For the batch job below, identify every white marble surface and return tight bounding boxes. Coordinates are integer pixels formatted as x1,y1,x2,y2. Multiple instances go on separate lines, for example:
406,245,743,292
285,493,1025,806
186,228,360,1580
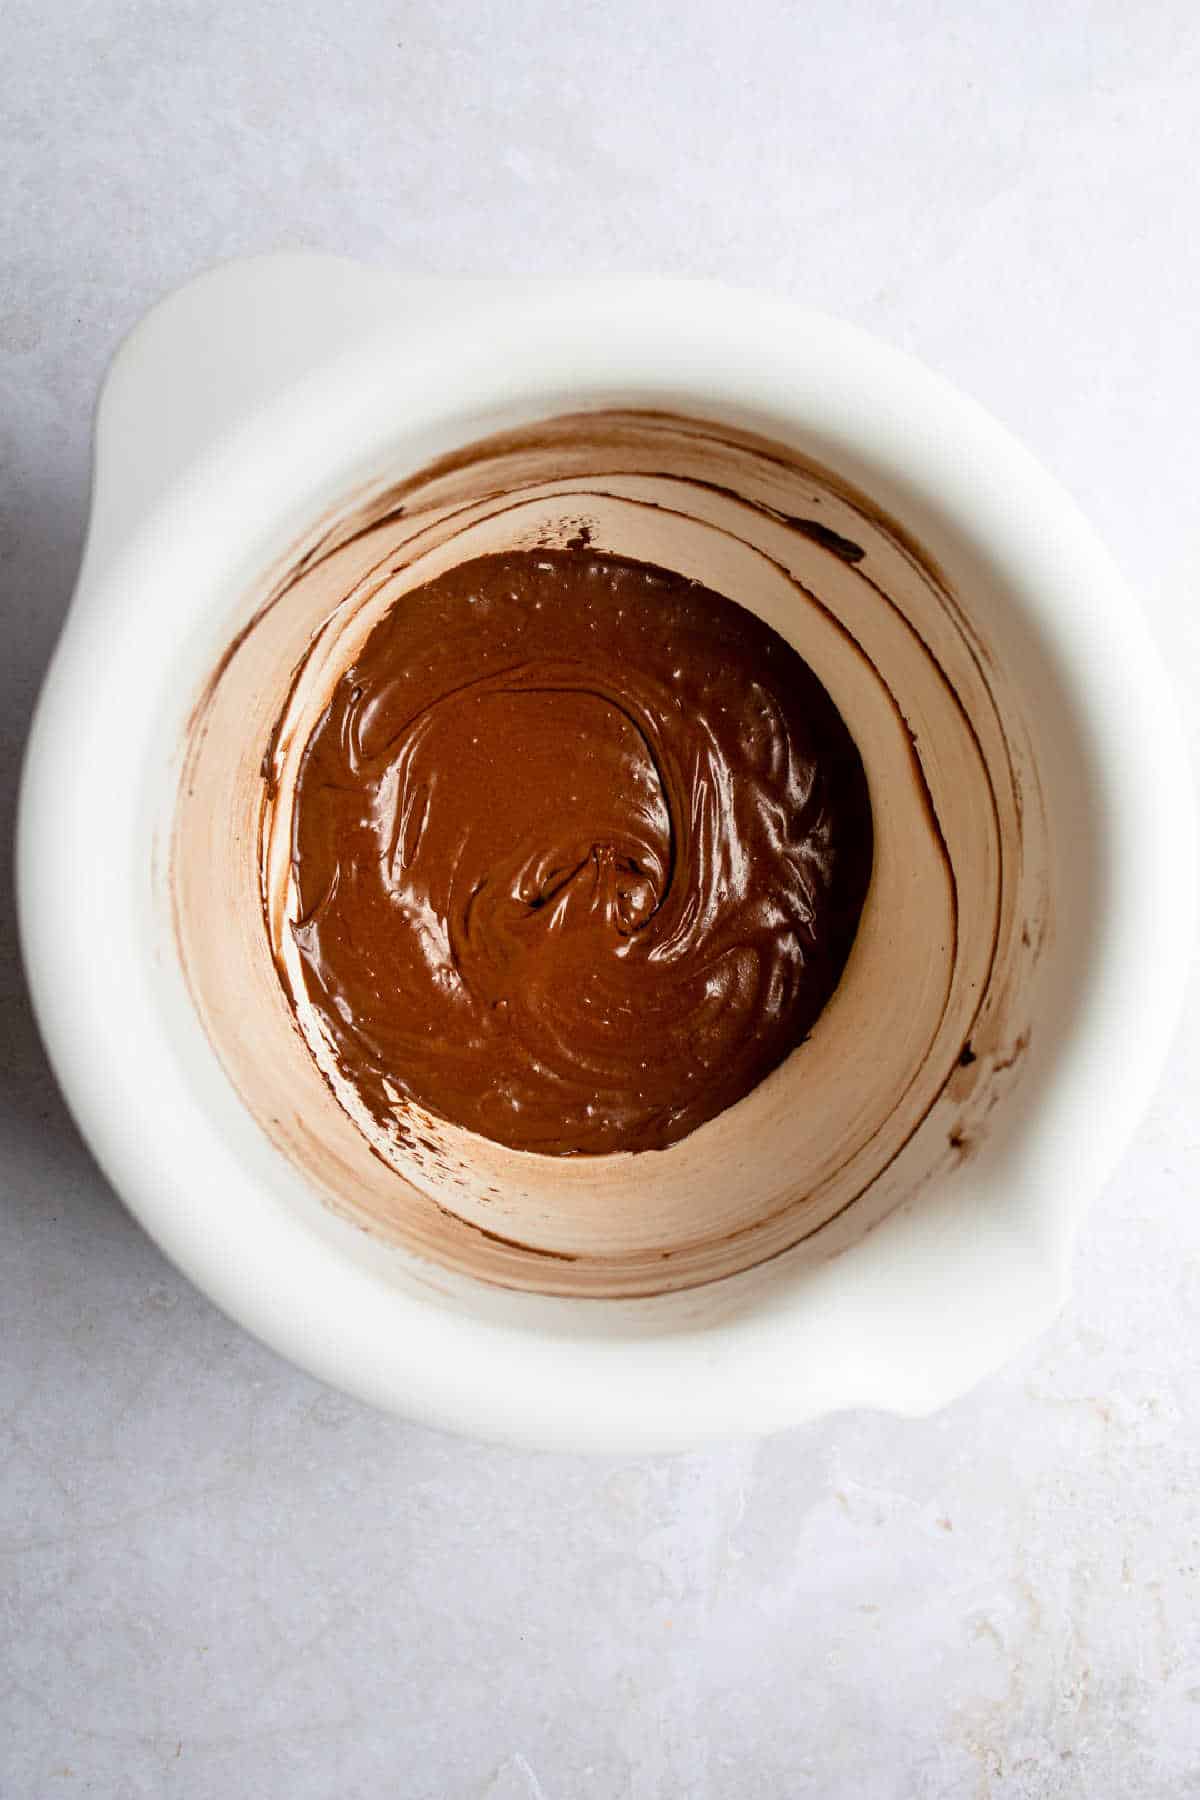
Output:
3,2,1200,1794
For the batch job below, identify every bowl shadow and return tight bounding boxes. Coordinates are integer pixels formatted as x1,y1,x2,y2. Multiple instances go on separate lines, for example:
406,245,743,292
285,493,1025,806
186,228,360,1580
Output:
0,469,125,1227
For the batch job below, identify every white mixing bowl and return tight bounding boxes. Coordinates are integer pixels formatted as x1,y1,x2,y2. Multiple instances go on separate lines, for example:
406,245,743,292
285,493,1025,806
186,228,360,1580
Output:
17,256,1194,1450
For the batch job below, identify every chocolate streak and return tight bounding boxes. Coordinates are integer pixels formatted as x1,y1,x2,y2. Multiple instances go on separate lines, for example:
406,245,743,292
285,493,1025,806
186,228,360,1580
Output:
289,549,873,1155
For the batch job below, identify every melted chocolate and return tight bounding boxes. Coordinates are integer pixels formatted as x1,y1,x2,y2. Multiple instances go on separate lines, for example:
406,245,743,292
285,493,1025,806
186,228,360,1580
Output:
288,548,872,1154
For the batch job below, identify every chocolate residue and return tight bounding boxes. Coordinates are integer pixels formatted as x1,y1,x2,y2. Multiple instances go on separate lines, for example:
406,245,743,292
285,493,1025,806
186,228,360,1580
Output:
783,517,867,563
990,1031,1030,1075
173,406,1046,1298
288,549,873,1155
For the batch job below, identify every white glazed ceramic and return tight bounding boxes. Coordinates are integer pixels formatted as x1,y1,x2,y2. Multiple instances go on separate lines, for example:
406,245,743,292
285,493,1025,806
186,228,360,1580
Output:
17,256,1194,1451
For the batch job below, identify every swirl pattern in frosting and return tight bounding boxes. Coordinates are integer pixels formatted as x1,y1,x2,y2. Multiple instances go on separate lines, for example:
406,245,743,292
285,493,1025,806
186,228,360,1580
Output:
289,547,873,1154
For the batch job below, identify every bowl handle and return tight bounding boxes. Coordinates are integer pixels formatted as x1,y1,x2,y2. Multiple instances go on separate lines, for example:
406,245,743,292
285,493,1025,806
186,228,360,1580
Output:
80,254,474,593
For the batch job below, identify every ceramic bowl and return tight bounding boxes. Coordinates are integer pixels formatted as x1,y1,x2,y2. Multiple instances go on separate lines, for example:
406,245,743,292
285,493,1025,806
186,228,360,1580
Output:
18,256,1194,1450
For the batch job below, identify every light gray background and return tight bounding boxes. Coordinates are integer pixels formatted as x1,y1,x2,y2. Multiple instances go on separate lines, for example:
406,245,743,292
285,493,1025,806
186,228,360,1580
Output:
3,3,1199,1796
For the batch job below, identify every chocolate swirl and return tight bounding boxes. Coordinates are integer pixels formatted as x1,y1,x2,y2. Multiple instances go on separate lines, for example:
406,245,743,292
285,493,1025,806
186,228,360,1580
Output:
289,548,872,1154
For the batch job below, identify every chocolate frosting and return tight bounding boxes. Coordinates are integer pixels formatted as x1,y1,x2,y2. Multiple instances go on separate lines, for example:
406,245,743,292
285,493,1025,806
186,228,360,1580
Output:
289,547,872,1154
